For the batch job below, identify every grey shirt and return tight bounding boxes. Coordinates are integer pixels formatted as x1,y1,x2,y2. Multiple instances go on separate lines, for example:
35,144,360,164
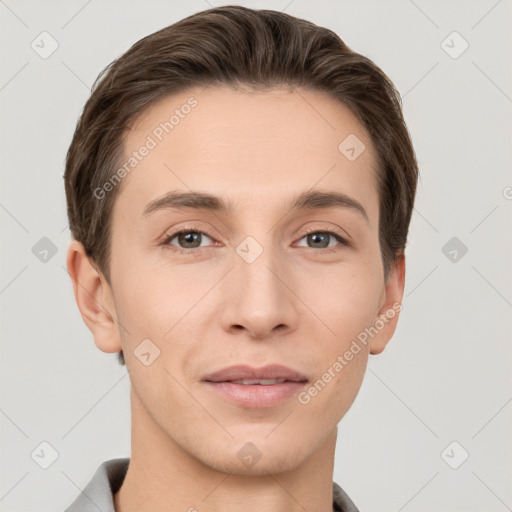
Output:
64,458,360,512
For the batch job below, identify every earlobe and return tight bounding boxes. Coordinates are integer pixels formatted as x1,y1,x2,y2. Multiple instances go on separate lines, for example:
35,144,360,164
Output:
369,252,406,355
65,240,122,355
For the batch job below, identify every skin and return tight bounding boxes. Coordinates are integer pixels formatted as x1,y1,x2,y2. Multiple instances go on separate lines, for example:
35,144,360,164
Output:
67,84,405,512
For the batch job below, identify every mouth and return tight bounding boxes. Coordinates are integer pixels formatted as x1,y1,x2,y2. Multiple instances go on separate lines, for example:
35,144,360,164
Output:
202,364,309,408
220,378,300,385
202,363,309,384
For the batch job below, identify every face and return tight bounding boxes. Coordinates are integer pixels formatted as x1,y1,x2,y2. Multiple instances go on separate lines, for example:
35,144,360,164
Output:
91,85,404,475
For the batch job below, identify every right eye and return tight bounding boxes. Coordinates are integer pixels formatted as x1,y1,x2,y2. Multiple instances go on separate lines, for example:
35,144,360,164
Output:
162,229,216,252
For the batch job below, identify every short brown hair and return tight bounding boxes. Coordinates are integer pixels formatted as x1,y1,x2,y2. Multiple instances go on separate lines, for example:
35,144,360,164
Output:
64,5,418,366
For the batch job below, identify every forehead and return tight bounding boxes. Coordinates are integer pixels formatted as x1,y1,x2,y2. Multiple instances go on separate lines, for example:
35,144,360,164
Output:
115,85,379,221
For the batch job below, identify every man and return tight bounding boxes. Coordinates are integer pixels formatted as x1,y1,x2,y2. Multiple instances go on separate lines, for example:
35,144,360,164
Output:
63,5,418,511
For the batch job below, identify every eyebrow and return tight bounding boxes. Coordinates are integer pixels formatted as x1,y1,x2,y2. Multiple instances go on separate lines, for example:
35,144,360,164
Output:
142,189,369,223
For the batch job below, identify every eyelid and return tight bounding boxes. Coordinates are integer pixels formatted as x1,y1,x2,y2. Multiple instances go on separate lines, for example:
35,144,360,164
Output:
159,220,218,242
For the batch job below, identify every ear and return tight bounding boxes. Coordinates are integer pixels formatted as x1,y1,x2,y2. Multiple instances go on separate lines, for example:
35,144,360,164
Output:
369,251,406,355
65,240,122,355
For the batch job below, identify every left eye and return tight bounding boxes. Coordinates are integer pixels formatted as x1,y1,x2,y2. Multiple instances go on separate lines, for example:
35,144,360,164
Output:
296,231,347,249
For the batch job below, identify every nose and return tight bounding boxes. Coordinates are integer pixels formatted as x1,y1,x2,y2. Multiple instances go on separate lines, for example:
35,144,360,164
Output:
220,241,299,340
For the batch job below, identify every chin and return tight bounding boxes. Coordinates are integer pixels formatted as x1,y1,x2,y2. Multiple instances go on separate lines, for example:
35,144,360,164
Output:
190,437,309,476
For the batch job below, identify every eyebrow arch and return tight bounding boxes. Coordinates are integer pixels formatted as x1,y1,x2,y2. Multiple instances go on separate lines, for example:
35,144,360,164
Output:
142,189,369,223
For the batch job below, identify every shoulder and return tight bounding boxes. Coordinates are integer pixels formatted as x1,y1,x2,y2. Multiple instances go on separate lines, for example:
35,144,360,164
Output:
63,458,129,512
333,480,361,512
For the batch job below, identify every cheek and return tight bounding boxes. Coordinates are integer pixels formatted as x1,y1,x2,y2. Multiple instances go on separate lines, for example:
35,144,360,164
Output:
297,263,382,340
296,266,379,406
109,243,181,329
110,255,220,372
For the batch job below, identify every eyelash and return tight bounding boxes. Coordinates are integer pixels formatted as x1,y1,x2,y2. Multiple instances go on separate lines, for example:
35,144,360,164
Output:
161,225,350,254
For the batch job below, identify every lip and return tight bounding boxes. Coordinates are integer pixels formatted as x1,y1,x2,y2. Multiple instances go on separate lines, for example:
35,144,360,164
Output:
204,381,308,408
202,364,309,383
202,364,309,408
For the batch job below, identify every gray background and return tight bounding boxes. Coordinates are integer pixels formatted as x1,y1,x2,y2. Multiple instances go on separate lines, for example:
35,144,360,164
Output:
1,1,511,511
